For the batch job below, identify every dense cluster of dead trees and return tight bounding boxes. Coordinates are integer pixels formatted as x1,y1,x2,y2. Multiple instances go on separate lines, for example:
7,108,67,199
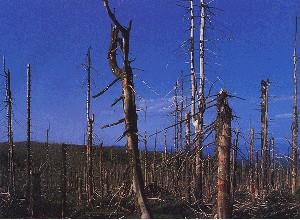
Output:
0,0,299,219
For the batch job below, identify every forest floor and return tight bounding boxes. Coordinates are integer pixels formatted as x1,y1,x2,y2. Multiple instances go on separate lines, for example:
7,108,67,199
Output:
1,187,300,218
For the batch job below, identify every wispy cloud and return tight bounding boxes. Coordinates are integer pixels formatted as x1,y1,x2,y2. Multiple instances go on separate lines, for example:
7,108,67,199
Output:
138,96,181,113
271,95,293,102
274,113,292,119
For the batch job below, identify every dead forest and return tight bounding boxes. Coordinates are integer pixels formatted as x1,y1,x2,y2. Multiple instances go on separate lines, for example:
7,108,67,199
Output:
1,0,300,219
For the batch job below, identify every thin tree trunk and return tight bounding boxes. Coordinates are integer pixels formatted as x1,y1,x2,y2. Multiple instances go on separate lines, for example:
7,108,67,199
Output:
26,64,33,218
86,48,94,207
249,128,255,200
292,17,298,194
5,66,15,197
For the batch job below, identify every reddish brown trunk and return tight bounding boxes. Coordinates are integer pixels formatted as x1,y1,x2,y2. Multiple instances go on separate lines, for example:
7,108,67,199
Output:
216,90,232,219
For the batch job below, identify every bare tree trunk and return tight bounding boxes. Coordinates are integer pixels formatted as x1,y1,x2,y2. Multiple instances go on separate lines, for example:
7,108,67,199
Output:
5,66,15,197
216,90,232,219
152,130,157,184
270,137,275,189
292,17,298,194
26,64,33,218
185,112,191,201
261,80,269,196
86,48,94,207
249,128,255,200
143,132,148,187
102,1,151,217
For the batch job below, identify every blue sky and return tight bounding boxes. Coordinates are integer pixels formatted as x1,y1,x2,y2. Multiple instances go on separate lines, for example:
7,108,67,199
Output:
0,0,299,156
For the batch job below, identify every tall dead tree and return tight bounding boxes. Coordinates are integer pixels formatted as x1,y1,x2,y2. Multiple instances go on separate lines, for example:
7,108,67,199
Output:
216,90,232,219
261,79,269,195
189,0,206,202
26,64,33,217
101,1,151,217
291,16,298,195
4,58,15,196
85,48,94,207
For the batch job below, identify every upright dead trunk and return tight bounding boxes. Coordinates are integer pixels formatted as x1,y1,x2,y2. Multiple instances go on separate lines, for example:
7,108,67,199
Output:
270,137,275,189
249,128,255,199
291,16,298,194
216,90,232,219
26,64,33,218
189,0,206,202
102,1,151,217
185,112,191,201
152,130,157,184
45,126,50,197
261,80,269,195
174,81,179,153
5,66,15,196
143,132,148,187
86,48,94,207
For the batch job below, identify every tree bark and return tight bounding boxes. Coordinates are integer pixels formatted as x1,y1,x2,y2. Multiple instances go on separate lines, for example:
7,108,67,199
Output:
216,90,232,219
102,1,151,217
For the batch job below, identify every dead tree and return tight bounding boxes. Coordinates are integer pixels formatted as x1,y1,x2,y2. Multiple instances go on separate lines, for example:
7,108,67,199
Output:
189,0,206,202
26,64,33,217
4,61,15,196
152,130,158,184
261,79,269,196
45,125,50,197
249,128,255,199
85,48,94,207
216,90,232,219
101,1,151,217
185,112,191,201
185,112,191,152
143,132,148,187
174,81,179,153
255,151,260,198
291,16,298,195
270,137,275,189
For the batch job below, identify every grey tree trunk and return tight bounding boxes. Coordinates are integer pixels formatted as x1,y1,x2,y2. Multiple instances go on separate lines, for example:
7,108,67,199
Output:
291,17,298,194
26,64,33,218
86,48,94,207
5,65,15,196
